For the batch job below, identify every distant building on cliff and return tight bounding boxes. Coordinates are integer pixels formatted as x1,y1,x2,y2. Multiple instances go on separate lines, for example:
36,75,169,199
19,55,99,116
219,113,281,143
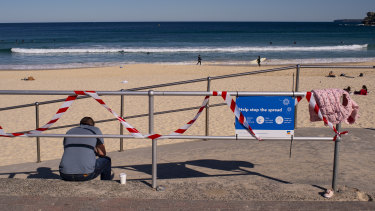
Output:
362,12,375,25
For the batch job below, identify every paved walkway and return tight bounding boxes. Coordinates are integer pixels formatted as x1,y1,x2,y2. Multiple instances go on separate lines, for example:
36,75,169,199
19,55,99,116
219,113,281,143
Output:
0,196,374,210
0,128,374,209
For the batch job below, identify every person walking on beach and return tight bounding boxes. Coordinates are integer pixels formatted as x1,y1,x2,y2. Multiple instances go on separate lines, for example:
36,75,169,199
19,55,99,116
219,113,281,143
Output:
197,55,202,65
256,56,261,67
59,117,112,181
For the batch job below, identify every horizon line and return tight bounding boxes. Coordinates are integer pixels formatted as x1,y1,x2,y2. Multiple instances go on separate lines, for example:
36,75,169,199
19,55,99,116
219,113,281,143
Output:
0,20,340,24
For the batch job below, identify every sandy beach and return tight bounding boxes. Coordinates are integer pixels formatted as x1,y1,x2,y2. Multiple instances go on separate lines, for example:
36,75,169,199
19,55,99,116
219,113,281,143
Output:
0,62,374,166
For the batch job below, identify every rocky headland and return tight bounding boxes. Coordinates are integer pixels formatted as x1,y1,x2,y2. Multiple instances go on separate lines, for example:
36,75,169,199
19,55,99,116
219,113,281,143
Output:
362,12,375,25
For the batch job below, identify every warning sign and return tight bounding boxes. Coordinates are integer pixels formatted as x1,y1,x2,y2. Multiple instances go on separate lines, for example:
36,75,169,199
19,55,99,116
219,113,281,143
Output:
235,96,295,138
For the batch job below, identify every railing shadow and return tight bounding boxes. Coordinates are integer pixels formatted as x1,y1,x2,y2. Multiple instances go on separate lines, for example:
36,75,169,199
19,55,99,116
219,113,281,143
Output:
27,167,61,179
116,159,291,184
0,167,61,179
0,159,291,184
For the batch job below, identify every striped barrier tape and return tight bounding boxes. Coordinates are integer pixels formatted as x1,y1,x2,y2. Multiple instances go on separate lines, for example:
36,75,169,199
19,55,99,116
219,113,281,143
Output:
81,91,259,140
75,91,144,138
305,92,348,141
294,91,348,141
0,94,77,137
168,96,210,137
77,91,210,140
212,91,261,141
0,91,210,140
1,90,344,141
295,95,305,106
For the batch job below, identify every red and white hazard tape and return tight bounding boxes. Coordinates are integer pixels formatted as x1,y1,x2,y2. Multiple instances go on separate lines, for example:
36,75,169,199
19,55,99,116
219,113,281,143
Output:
75,91,145,138
78,91,210,140
81,91,259,140
1,90,344,141
169,96,210,136
0,91,210,140
295,95,305,106
212,91,261,141
295,91,348,141
0,95,77,137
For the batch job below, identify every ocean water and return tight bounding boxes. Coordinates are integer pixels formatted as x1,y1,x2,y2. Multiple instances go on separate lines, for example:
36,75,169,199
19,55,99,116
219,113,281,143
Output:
0,22,374,70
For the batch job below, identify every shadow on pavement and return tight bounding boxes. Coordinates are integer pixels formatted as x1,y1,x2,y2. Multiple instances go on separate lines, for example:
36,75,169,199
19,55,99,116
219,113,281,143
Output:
116,159,291,184
0,167,61,179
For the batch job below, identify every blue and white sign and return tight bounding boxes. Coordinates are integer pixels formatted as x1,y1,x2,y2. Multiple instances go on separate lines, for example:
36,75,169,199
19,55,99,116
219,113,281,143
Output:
235,96,295,138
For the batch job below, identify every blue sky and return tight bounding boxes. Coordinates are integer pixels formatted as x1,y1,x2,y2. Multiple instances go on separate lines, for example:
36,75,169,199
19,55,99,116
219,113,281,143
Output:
0,0,373,23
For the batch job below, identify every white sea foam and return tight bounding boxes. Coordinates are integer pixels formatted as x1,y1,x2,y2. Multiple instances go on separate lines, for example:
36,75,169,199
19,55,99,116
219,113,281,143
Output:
1,57,374,70
199,57,375,66
0,62,126,70
264,57,375,65
11,44,368,54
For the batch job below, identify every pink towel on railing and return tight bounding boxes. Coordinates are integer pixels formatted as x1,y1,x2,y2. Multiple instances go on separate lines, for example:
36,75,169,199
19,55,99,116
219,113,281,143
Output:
309,88,359,124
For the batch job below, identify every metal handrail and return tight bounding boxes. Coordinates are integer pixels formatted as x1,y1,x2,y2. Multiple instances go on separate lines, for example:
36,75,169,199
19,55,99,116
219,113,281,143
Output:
0,95,90,111
300,65,375,69
0,65,296,111
123,65,296,91
0,90,309,96
19,133,334,141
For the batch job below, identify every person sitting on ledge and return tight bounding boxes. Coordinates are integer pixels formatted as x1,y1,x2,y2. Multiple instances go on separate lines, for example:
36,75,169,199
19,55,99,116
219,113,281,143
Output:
354,85,368,95
59,117,112,181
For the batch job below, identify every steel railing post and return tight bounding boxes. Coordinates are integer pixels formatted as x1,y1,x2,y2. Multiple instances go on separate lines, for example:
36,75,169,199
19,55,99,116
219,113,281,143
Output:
332,123,341,192
205,77,211,140
119,89,124,152
35,102,41,163
294,64,300,129
149,90,157,189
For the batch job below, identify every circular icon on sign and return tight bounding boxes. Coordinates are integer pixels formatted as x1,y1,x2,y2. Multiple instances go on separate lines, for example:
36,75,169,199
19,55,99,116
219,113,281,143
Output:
287,107,292,112
275,116,284,124
256,116,264,124
283,98,290,105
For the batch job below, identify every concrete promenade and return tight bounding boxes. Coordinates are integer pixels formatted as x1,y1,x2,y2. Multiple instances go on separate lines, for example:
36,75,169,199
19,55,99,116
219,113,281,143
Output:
0,128,374,210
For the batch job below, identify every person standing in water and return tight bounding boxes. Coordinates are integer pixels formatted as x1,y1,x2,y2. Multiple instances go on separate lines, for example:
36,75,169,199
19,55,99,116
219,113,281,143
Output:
256,56,261,67
197,55,202,65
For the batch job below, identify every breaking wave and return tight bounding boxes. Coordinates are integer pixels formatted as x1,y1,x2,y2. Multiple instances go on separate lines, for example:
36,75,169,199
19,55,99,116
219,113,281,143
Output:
11,44,368,54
